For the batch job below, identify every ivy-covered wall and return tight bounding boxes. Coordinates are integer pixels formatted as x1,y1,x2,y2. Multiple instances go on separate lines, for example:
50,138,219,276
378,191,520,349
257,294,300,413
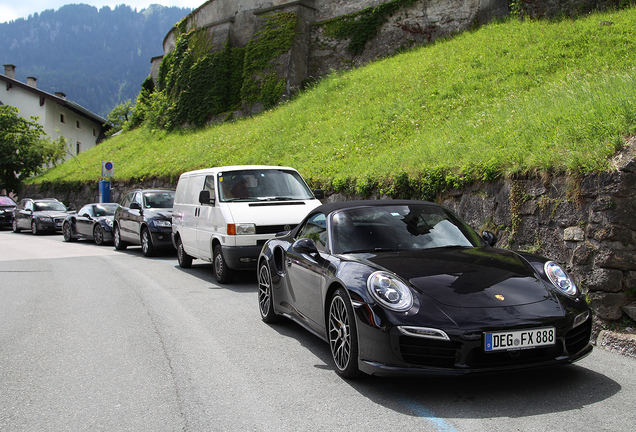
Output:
137,10,301,129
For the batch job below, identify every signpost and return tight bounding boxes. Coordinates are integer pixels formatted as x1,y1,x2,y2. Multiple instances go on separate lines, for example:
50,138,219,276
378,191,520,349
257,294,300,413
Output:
100,161,114,203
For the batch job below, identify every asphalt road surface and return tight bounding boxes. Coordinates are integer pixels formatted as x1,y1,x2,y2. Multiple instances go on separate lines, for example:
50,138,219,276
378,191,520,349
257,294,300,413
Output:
1,230,635,432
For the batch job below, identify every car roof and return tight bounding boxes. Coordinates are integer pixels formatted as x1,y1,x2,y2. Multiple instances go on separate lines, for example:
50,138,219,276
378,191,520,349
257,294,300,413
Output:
125,188,175,193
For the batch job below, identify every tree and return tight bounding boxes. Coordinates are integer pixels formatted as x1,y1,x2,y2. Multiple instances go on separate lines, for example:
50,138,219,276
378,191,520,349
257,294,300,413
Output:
105,100,133,136
0,106,65,194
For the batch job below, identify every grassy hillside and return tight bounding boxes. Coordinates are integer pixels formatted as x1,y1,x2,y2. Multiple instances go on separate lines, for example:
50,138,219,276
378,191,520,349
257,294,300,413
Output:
35,7,636,199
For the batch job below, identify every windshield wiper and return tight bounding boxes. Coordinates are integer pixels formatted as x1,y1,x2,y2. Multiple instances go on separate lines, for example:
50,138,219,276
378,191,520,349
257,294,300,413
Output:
258,196,301,201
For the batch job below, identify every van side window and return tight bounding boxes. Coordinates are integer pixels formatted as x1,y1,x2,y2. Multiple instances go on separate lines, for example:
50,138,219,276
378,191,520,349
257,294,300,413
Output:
174,177,188,205
203,176,215,197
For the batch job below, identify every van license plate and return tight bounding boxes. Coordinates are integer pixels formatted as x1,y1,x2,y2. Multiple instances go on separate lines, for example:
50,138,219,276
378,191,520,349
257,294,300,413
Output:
484,327,555,352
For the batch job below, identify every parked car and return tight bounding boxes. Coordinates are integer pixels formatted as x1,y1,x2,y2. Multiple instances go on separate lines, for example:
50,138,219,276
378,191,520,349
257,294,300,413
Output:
172,165,323,283
12,198,71,234
257,200,592,378
113,189,175,256
0,196,17,229
62,203,119,245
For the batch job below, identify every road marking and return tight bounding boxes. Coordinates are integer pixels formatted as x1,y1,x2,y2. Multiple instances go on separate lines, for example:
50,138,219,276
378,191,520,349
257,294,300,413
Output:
401,396,458,432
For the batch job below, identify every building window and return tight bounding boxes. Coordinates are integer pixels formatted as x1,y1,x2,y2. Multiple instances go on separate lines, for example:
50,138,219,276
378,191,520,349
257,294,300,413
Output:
76,142,81,155
93,128,97,137
60,114,65,124
76,120,81,129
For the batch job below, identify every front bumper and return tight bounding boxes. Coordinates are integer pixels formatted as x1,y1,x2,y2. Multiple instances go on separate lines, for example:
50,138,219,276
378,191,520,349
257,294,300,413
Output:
222,245,263,270
353,304,593,376
36,218,65,231
149,227,174,249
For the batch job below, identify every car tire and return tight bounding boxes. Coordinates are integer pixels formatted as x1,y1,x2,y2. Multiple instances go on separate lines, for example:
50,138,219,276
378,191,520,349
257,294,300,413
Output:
63,222,76,242
31,220,40,235
328,288,362,379
93,224,104,246
258,261,281,323
213,244,234,284
176,238,193,268
12,219,20,233
140,227,154,257
113,224,128,250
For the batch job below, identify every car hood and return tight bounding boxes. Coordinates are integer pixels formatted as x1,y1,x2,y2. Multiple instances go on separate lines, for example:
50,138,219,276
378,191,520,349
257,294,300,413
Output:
359,247,551,308
34,211,70,218
146,209,172,219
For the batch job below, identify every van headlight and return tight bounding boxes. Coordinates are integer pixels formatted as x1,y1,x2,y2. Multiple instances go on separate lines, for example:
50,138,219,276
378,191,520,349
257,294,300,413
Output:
236,224,256,235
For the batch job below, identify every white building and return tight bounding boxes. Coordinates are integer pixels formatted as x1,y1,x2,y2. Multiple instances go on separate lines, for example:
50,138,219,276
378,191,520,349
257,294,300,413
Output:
0,64,110,161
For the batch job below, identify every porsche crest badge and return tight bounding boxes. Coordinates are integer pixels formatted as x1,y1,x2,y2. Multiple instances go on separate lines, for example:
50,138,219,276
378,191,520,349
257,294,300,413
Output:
495,295,505,301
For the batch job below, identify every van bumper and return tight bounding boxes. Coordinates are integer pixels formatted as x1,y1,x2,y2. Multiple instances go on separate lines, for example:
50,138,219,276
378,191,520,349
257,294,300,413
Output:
222,245,263,270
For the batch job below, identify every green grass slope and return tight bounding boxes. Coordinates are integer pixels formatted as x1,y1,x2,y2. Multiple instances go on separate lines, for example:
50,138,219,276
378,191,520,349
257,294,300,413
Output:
36,7,636,199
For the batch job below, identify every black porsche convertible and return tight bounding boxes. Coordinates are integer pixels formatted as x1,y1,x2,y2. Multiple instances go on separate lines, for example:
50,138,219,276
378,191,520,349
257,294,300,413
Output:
257,200,592,378
63,203,119,245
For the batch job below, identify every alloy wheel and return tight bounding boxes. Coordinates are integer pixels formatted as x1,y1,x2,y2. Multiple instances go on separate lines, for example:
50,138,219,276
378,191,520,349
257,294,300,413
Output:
329,294,351,372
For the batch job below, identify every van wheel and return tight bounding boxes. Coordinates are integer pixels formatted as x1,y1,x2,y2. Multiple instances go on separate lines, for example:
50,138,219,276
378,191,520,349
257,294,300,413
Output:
213,245,233,284
177,238,192,268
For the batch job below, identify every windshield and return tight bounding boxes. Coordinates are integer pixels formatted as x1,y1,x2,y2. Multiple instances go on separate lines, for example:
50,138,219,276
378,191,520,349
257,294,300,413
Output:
0,197,16,206
332,204,485,254
218,169,314,202
33,201,67,212
142,191,175,209
93,203,118,216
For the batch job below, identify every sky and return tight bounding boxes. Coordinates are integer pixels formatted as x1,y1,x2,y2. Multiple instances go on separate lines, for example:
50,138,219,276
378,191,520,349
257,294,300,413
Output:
0,1,204,23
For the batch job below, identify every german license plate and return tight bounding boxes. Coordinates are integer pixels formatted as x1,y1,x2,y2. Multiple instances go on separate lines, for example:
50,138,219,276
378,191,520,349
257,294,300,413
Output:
484,327,555,352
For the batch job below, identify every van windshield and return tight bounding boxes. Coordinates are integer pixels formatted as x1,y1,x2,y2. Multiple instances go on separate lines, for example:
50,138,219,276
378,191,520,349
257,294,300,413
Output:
218,169,315,202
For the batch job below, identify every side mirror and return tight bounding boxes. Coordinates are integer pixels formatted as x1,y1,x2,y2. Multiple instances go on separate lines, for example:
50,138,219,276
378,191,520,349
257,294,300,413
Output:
129,202,141,210
199,190,215,205
482,231,497,247
292,238,319,255
313,189,325,200
81,213,91,219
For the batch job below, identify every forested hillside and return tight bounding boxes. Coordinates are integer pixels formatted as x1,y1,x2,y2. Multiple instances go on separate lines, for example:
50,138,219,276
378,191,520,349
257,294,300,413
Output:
0,4,191,117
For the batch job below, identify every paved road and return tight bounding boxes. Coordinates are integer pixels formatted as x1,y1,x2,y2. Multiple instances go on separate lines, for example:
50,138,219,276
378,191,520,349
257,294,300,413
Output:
1,230,635,432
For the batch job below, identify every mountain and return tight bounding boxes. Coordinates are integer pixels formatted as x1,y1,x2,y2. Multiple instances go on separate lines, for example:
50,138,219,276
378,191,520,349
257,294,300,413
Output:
0,3,192,117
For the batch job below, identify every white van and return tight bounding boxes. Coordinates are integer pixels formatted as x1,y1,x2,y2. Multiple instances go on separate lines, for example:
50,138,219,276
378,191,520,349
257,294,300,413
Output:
172,165,324,283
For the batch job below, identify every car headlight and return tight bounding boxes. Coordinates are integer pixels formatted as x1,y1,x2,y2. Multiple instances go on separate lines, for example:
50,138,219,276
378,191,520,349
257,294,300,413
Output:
104,219,113,228
38,216,53,222
152,220,171,228
544,261,578,296
367,271,413,312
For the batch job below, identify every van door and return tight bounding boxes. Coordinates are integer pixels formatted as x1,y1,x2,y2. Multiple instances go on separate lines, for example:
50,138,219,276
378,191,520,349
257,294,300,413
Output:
176,174,203,256
196,174,218,260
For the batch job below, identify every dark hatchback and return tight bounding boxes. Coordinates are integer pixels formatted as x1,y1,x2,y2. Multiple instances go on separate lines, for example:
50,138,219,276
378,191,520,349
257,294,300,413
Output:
0,196,17,229
258,200,592,378
12,198,71,234
113,189,175,256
